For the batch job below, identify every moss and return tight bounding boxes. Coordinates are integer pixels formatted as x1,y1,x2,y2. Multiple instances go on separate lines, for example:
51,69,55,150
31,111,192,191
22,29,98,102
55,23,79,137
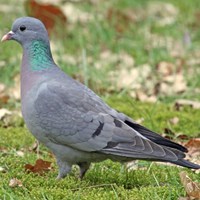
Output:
1,97,200,199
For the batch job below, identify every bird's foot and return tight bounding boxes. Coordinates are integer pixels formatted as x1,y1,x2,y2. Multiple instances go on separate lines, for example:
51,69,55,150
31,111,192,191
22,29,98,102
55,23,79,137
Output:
56,159,72,179
78,162,90,180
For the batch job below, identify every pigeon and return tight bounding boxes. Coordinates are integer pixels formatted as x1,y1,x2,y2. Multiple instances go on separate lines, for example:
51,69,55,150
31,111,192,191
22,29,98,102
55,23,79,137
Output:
2,17,200,179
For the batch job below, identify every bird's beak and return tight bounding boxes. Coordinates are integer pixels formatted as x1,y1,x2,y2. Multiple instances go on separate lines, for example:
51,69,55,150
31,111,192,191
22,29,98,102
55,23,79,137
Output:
1,31,14,42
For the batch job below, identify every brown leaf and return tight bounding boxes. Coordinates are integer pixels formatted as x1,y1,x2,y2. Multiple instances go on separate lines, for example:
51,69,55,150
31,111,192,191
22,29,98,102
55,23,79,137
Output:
25,0,67,35
163,128,175,136
175,99,200,110
24,159,52,175
157,61,175,76
185,138,200,155
180,171,200,199
0,94,9,104
106,8,136,33
9,178,23,187
177,134,190,140
0,83,9,104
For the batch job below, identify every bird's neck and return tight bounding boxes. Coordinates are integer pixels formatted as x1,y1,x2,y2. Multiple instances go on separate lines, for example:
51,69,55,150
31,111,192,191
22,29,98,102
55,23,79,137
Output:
23,39,55,71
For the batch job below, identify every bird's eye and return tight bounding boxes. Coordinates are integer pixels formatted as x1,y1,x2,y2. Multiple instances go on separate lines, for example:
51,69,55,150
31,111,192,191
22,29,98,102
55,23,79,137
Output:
19,25,26,32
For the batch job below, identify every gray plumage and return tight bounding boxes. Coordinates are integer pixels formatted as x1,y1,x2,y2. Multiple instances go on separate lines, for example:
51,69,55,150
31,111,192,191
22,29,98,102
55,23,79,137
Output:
2,17,200,179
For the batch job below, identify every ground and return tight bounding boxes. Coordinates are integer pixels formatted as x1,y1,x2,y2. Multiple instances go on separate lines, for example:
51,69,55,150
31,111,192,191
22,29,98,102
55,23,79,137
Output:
0,0,200,199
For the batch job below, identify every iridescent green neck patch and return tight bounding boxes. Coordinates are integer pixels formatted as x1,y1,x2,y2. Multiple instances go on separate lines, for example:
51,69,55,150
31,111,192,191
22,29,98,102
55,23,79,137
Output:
29,40,53,71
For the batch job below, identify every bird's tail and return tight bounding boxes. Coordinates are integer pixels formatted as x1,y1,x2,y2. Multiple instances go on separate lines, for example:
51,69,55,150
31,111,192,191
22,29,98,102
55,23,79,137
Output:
101,138,200,169
171,159,200,169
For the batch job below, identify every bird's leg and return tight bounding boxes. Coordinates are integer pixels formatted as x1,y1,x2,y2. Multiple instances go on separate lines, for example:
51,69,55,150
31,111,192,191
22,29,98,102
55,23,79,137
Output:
56,159,72,180
77,162,90,179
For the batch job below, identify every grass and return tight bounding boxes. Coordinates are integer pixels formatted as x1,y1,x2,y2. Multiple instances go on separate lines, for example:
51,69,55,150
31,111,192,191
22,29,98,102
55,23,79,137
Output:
1,97,200,199
0,0,200,199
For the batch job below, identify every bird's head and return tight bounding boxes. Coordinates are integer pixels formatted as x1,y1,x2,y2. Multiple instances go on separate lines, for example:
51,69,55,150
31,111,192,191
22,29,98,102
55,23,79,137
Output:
1,17,49,47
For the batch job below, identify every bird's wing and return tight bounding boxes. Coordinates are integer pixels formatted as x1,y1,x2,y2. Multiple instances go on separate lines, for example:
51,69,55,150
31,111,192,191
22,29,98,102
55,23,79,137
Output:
32,79,200,169
33,80,185,163
33,80,139,150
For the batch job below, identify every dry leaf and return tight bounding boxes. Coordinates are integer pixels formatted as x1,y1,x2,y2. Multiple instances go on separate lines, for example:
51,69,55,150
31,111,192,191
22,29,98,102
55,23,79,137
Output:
25,0,67,34
8,74,21,100
177,134,190,140
136,90,157,103
169,117,179,125
175,100,200,110
0,83,5,93
157,61,174,76
9,178,23,188
62,3,93,24
185,138,200,155
0,108,11,120
147,2,178,26
178,197,190,200
16,151,24,157
24,159,52,175
180,171,200,199
29,140,39,152
0,166,6,173
0,83,9,104
106,8,136,33
135,118,144,124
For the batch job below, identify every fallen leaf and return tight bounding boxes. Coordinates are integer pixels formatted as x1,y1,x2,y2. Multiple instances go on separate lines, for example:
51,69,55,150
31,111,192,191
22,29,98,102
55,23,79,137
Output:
162,128,175,140
157,61,174,76
0,94,9,104
178,197,190,200
179,171,200,199
169,117,179,125
175,99,200,110
0,108,11,120
29,140,39,152
164,128,175,135
135,118,144,124
24,159,52,175
0,166,6,173
0,83,5,93
9,178,23,188
0,83,9,104
126,161,138,171
8,74,21,100
25,0,67,35
177,134,190,140
16,151,24,157
147,2,178,26
185,138,200,155
106,8,136,33
62,3,93,24
136,90,157,103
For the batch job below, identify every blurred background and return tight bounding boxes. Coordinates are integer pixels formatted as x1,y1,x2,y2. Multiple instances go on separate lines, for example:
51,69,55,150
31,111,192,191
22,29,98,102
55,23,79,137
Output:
1,0,200,104
1,0,200,134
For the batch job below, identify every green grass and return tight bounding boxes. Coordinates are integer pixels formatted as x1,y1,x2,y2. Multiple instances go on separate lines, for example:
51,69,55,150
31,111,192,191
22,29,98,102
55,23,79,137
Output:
1,97,200,199
1,0,200,199
1,0,200,100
